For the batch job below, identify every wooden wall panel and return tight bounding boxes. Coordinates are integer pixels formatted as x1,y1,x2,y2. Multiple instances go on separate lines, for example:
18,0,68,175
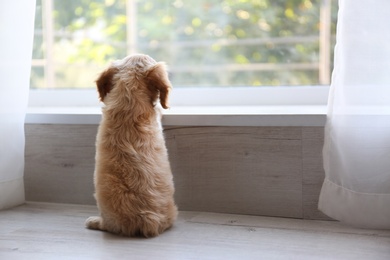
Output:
302,127,331,220
165,127,303,218
24,124,329,220
25,124,97,205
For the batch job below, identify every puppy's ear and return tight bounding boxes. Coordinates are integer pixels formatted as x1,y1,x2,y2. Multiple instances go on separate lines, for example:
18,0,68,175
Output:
96,67,118,102
146,62,172,109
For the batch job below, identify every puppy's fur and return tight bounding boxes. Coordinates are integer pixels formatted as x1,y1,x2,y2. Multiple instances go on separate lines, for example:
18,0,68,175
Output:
85,54,178,237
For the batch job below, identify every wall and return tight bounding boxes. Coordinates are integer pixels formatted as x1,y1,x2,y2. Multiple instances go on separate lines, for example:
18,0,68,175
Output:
24,124,330,220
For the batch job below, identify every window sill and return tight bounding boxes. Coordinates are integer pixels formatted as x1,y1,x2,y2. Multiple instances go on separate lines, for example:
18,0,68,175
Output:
26,105,327,127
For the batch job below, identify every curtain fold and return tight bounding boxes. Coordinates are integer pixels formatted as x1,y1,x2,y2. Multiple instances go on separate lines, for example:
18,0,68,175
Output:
319,0,390,229
0,1,36,210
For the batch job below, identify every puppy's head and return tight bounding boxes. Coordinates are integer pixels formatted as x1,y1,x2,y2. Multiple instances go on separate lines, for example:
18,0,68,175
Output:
96,54,172,109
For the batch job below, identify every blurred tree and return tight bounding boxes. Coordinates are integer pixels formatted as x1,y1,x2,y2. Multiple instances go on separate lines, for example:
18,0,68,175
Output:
30,0,337,88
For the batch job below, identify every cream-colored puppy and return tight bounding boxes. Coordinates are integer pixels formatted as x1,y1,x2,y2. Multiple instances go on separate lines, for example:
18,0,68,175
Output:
86,54,178,237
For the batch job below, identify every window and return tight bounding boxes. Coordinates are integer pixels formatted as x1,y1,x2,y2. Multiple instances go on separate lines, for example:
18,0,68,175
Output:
29,0,337,106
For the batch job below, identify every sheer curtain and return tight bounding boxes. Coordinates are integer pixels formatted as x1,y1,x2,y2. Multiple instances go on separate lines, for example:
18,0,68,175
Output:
0,1,36,210
319,0,390,228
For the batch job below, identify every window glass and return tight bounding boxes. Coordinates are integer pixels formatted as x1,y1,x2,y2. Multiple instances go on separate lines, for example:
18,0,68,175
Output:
30,0,337,89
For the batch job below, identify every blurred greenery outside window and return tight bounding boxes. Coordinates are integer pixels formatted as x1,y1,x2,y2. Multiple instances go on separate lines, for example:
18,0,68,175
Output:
30,0,337,90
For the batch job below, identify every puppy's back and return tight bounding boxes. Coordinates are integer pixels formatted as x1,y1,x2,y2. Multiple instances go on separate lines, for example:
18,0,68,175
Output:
86,54,177,237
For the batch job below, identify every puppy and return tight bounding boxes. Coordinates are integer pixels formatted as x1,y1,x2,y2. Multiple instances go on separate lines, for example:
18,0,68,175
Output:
86,54,178,237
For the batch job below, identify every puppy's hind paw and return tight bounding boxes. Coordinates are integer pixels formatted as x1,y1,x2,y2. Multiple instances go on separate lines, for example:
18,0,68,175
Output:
85,216,102,230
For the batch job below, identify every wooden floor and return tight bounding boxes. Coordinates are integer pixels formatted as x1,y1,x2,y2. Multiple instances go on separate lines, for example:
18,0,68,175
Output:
1,203,389,260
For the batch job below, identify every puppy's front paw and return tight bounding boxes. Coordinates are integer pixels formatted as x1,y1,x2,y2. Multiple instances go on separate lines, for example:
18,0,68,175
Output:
85,216,102,230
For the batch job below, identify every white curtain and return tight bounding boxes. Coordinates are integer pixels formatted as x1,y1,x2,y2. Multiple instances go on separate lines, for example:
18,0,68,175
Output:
0,1,36,210
319,0,390,229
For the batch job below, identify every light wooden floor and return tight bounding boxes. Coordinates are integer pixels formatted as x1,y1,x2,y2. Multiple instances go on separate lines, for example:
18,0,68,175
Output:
1,203,389,260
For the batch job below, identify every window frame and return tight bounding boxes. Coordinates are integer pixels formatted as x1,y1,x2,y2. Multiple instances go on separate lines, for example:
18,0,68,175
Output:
26,86,329,127
28,85,329,108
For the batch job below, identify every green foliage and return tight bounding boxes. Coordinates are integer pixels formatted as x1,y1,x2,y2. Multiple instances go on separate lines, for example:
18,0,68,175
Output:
30,0,337,88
